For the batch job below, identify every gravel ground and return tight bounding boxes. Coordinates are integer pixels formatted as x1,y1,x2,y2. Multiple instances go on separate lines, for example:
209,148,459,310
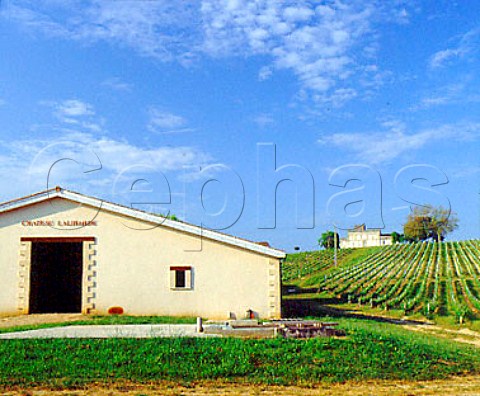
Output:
2,376,480,395
0,313,89,328
0,324,218,339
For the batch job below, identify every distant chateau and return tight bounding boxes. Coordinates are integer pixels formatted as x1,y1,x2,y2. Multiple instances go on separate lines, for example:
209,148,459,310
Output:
340,224,392,249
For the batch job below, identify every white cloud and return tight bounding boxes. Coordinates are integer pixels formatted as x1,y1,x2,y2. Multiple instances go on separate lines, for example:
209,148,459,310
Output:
318,121,480,164
283,6,314,22
451,166,480,179
0,96,211,199
412,81,480,110
56,99,94,118
430,28,480,68
258,66,273,81
101,77,133,92
41,99,102,132
253,113,275,128
200,1,377,105
5,0,413,108
313,88,358,109
79,133,209,173
5,1,199,63
148,107,188,133
0,130,212,197
418,96,450,107
430,49,462,69
200,0,414,107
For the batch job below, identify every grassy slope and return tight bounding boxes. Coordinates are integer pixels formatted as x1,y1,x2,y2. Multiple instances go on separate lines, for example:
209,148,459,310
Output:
0,318,478,387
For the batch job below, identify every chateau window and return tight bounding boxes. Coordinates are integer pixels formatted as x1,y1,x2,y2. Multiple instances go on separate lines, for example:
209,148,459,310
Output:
170,266,192,289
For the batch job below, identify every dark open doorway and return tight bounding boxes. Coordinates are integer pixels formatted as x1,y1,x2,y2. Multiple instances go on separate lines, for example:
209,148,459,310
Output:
29,241,83,314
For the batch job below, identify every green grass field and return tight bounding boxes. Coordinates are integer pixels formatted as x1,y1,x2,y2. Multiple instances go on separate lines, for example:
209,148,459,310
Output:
0,317,478,388
3,242,480,389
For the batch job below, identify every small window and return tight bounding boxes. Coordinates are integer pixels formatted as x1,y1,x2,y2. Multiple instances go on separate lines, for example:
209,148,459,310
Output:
170,266,192,289
175,270,186,288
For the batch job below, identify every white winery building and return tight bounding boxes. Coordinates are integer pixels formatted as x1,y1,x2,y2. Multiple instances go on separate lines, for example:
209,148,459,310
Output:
0,187,285,319
340,225,392,249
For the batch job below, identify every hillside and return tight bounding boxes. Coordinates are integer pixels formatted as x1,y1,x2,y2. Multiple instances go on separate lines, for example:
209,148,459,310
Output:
283,240,480,321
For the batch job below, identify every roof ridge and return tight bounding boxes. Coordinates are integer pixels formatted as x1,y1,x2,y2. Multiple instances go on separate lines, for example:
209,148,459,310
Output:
61,189,285,255
0,187,59,209
0,187,285,258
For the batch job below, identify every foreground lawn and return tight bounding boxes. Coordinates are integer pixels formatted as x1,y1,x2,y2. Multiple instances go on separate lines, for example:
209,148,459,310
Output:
0,318,479,388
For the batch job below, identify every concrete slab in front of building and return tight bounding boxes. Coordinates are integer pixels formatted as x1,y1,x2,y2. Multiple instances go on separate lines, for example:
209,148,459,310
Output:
0,324,218,339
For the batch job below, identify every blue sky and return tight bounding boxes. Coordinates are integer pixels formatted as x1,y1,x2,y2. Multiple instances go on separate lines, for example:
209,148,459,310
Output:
0,0,479,251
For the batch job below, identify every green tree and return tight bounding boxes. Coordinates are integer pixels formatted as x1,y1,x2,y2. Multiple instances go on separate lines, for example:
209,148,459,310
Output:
319,231,340,250
153,212,179,221
403,205,458,242
391,231,405,244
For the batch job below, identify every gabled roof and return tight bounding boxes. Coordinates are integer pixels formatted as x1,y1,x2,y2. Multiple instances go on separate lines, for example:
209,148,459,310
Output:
0,187,286,259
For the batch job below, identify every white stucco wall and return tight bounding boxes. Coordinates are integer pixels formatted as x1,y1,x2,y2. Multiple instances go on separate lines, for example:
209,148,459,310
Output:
0,198,282,319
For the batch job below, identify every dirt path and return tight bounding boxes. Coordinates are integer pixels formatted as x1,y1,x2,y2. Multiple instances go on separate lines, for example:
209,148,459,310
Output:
0,314,90,328
3,376,480,395
403,323,480,347
311,303,480,348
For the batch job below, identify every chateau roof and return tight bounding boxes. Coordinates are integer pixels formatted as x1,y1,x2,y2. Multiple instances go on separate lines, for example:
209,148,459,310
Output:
0,187,286,259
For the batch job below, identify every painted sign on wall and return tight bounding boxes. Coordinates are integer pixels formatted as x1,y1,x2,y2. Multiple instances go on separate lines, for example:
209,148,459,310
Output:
21,220,98,227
